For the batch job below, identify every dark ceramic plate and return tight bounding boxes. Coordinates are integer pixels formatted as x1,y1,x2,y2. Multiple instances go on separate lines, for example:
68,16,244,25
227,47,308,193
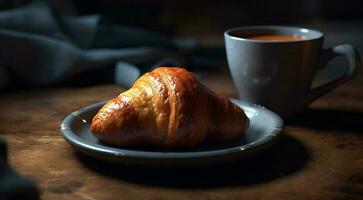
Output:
60,99,283,167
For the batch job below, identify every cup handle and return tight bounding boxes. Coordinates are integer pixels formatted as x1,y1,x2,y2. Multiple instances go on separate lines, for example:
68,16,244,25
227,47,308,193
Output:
304,44,362,106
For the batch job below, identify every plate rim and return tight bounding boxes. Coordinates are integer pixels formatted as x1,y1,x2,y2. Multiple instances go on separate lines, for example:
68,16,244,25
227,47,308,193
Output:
60,99,284,159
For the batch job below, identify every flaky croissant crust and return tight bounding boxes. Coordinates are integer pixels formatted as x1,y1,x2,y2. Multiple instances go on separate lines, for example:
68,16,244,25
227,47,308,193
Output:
91,67,249,147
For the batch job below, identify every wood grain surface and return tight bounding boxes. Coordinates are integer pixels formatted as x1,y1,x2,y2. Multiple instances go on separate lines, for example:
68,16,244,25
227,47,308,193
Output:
0,71,362,200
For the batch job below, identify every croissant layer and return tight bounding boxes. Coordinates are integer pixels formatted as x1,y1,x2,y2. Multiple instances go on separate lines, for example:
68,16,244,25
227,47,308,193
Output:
91,67,249,147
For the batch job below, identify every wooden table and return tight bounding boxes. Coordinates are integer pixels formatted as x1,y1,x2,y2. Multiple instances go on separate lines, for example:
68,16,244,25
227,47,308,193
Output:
0,70,362,200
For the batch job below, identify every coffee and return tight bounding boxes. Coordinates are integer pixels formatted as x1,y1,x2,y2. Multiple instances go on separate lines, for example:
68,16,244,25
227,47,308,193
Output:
246,34,306,41
225,26,361,118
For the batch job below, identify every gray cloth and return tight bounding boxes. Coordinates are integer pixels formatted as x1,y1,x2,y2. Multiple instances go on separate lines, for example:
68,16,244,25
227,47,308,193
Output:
0,1,185,89
0,140,39,200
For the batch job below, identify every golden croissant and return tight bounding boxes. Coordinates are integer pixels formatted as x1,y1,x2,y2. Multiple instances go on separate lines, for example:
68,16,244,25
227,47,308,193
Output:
91,67,249,147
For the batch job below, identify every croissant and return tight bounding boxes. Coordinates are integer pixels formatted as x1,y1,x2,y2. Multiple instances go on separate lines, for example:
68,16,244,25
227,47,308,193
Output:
91,67,249,147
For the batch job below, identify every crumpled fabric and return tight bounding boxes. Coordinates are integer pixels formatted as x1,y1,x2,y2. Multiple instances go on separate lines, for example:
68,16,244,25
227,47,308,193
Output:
0,1,187,89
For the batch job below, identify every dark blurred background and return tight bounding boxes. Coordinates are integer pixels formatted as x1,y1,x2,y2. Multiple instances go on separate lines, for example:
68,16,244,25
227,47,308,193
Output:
1,0,362,48
68,0,360,48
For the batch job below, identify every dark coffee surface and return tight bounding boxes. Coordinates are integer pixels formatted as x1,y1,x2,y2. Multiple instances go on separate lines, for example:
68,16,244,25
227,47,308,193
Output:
246,34,306,41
